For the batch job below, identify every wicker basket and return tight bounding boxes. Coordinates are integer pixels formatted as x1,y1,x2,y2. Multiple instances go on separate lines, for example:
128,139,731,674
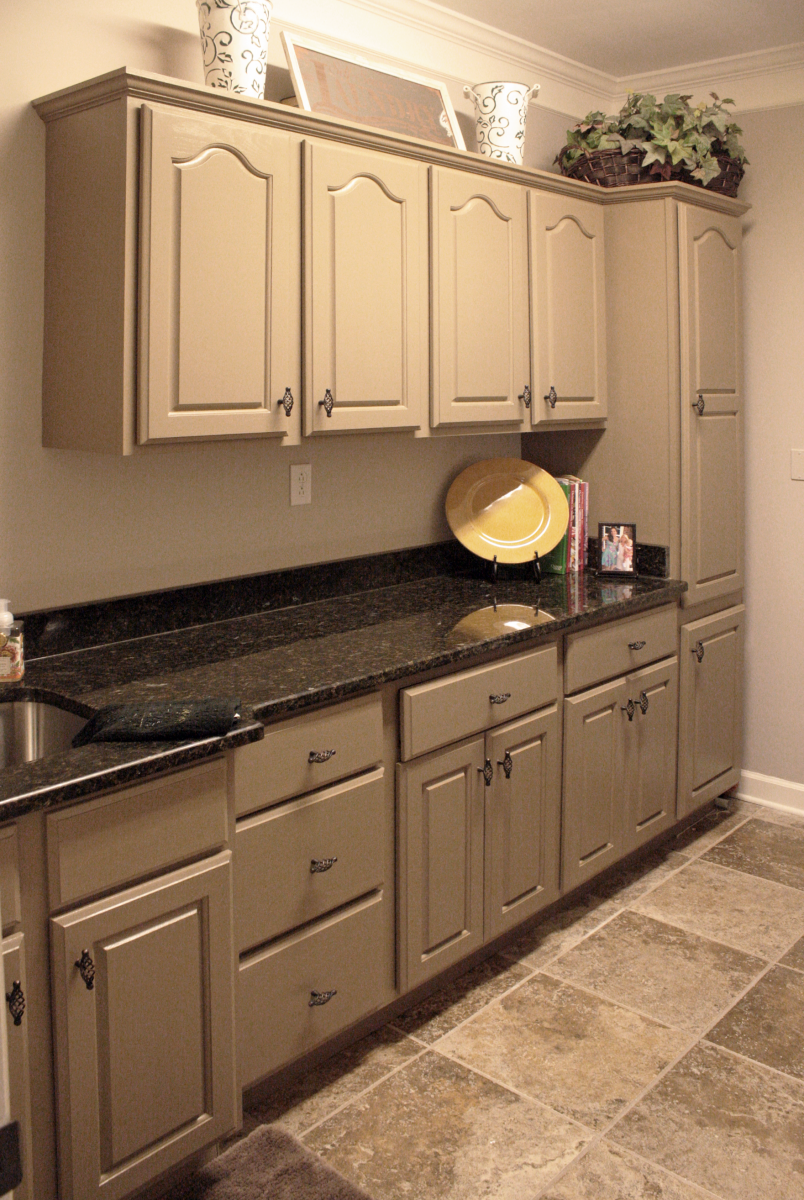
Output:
558,146,650,188
559,148,744,198
684,155,745,199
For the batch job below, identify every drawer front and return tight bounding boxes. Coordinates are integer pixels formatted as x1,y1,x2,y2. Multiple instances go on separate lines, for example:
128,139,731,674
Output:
238,889,391,1086
46,758,229,910
234,693,383,817
235,767,386,952
564,606,677,694
0,824,20,933
400,644,558,761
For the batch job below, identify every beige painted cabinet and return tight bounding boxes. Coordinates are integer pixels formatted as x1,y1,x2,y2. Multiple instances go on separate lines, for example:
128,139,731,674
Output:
397,645,560,990
678,605,745,818
50,854,237,1200
562,607,679,890
544,191,746,602
679,204,744,607
430,167,531,427
529,190,607,426
233,693,395,1087
303,141,429,434
139,105,301,444
3,935,33,1200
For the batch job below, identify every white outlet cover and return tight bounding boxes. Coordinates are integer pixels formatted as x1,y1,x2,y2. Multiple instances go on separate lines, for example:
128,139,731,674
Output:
290,463,312,505
792,449,804,481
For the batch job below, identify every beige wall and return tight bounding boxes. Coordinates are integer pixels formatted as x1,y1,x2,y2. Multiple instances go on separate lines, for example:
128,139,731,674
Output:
3,1,581,613
738,104,804,787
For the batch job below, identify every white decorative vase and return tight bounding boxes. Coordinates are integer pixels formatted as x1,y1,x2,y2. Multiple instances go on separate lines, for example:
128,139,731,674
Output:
463,81,540,165
196,0,273,98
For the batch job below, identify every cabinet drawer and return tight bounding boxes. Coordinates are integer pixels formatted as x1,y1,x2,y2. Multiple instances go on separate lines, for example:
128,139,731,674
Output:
234,693,383,817
400,644,558,761
564,606,677,694
46,758,229,909
238,889,391,1086
235,767,386,952
0,824,20,933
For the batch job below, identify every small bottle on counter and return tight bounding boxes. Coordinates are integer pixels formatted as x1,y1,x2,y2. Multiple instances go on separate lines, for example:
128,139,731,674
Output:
0,600,24,682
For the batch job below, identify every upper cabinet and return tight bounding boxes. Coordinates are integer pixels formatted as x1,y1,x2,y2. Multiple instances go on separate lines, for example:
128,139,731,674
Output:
529,191,607,426
303,141,428,434
678,203,744,606
139,106,301,444
430,167,531,428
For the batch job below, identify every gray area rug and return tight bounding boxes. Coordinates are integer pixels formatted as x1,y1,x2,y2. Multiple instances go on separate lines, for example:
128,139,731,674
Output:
165,1125,374,1199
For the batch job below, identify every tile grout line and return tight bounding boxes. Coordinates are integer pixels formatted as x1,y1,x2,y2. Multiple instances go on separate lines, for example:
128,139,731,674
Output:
697,1034,804,1089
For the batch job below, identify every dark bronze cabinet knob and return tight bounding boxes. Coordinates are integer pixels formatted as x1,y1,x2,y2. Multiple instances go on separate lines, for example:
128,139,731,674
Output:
6,980,25,1026
75,949,95,990
278,387,294,416
309,989,337,1007
319,389,334,417
498,750,513,779
544,385,558,408
519,385,532,409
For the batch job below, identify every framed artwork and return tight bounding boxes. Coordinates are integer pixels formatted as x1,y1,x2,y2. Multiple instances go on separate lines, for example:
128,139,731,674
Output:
598,523,637,576
281,32,465,150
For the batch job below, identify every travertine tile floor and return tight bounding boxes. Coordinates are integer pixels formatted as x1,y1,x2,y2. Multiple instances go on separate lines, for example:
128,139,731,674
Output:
243,800,804,1199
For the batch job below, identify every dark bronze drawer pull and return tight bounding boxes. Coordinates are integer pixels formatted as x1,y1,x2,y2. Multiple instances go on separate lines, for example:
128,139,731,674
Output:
693,641,705,663
75,949,95,991
310,857,338,873
6,980,25,1026
498,750,513,779
309,749,336,764
622,699,636,722
309,989,337,1007
479,758,493,787
278,387,294,417
489,693,511,705
319,389,334,417
628,640,646,651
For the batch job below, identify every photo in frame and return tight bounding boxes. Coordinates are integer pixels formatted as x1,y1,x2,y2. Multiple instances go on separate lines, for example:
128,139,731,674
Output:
598,523,637,576
281,32,465,149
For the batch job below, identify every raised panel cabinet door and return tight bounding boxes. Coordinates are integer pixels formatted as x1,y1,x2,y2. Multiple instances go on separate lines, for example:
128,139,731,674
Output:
304,140,428,433
623,656,679,852
529,190,607,425
679,204,743,605
49,853,236,1200
431,168,530,426
484,706,561,942
678,605,745,818
562,676,628,892
397,738,485,991
139,105,300,443
3,934,33,1200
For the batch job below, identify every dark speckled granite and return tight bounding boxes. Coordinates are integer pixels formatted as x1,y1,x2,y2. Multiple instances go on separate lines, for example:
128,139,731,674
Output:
1,570,685,820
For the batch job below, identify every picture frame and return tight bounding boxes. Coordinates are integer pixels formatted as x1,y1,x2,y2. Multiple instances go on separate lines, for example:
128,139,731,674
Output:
597,523,637,576
281,32,466,150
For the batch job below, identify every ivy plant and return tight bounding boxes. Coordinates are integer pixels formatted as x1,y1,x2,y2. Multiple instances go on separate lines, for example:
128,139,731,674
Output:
559,92,748,186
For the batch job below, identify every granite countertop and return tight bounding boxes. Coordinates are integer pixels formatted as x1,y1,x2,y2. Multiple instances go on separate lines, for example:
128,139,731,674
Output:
0,570,686,820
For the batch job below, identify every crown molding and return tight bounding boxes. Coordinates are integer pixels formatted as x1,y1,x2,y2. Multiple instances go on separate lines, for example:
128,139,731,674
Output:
287,0,804,116
616,42,804,112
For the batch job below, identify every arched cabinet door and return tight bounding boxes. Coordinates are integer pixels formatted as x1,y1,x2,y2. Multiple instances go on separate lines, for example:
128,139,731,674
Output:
303,140,428,434
431,168,530,427
529,191,607,426
139,105,301,444
679,204,743,606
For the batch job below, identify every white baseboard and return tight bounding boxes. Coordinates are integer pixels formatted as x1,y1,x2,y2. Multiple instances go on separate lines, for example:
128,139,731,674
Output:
737,769,804,816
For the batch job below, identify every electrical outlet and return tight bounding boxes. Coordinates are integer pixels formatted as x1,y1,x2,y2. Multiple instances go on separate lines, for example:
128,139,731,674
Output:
290,463,312,505
792,450,804,481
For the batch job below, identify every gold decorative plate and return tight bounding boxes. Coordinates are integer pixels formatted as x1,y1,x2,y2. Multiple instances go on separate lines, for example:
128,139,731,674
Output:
448,604,555,646
445,458,569,564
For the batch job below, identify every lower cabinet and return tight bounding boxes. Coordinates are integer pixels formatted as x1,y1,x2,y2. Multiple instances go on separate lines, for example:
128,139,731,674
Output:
397,704,561,991
678,604,745,818
3,933,33,1200
50,853,237,1200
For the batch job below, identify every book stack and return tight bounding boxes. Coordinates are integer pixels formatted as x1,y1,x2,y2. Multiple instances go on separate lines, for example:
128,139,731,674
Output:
544,476,589,574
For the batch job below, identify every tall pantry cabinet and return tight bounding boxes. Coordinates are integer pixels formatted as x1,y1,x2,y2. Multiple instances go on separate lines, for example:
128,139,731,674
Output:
526,187,747,818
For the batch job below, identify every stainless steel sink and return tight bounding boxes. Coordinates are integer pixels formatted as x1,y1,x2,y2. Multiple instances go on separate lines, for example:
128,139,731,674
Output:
0,701,87,768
